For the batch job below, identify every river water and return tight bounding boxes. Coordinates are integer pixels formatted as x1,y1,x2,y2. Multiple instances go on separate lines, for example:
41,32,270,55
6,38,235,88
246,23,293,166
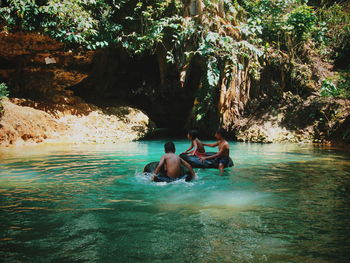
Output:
0,141,349,262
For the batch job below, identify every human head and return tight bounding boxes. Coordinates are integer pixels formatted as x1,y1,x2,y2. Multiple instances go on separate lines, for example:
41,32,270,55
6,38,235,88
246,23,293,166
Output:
164,141,176,153
187,129,198,140
215,128,226,140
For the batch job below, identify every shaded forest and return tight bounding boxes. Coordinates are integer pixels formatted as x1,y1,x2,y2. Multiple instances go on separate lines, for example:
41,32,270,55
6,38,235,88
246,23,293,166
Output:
0,0,349,143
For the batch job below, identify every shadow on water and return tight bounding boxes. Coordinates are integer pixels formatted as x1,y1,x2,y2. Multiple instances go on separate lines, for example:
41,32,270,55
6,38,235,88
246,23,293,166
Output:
0,141,349,262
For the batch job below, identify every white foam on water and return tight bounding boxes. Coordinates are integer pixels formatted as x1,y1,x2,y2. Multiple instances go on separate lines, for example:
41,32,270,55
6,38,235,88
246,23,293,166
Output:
134,171,153,183
203,191,269,207
161,190,270,210
134,170,196,186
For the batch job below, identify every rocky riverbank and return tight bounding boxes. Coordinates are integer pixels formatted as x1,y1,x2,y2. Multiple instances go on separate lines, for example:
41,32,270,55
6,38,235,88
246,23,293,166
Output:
0,98,151,147
235,92,350,144
0,31,153,147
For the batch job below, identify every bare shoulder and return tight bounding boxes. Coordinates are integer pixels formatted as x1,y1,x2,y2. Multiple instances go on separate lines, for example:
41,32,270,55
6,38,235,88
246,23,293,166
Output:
167,153,179,160
222,140,230,148
164,153,172,158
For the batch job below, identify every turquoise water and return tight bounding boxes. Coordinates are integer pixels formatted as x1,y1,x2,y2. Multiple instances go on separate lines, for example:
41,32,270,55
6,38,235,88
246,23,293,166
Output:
0,141,349,262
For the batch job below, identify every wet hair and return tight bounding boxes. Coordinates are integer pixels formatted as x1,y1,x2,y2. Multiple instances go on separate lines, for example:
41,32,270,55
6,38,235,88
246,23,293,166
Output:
188,129,199,140
164,141,176,153
216,128,227,138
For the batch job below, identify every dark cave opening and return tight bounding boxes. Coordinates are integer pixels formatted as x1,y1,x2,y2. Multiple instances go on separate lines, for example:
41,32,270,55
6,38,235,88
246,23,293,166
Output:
72,49,204,135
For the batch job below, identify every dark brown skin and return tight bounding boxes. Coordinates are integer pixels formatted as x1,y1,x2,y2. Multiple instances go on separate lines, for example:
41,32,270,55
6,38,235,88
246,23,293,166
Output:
153,152,196,180
201,132,230,174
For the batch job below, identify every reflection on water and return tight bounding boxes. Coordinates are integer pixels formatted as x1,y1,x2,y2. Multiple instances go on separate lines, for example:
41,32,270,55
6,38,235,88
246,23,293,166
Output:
0,141,349,262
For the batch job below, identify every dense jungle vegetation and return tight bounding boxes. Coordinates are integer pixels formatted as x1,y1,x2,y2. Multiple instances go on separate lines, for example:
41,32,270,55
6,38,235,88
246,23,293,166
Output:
0,0,349,133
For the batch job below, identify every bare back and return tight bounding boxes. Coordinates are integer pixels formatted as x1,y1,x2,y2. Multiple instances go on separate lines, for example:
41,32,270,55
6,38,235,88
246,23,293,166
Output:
163,153,182,178
218,140,230,157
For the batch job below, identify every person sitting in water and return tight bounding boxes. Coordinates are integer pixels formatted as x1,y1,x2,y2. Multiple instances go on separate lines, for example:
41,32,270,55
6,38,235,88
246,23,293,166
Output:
153,141,196,182
182,129,206,157
200,128,230,174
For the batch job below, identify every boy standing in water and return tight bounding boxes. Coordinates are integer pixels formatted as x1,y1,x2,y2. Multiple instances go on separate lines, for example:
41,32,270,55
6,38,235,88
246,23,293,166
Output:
182,129,206,157
200,128,230,174
153,142,196,182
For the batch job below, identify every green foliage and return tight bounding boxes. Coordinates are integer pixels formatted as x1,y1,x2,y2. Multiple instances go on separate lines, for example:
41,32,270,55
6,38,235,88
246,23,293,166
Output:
0,0,182,50
317,4,350,46
1,0,103,46
316,3,350,63
320,79,339,97
287,4,317,40
243,0,319,48
1,0,39,31
0,83,10,98
337,74,350,99
0,0,322,60
320,74,350,99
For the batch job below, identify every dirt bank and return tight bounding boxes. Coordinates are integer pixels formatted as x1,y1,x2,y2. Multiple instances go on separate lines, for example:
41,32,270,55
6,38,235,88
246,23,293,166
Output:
234,92,350,144
0,98,151,147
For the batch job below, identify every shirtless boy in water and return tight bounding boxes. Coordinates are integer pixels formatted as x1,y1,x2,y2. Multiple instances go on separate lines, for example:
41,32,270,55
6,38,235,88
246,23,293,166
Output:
200,128,230,174
153,142,196,181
